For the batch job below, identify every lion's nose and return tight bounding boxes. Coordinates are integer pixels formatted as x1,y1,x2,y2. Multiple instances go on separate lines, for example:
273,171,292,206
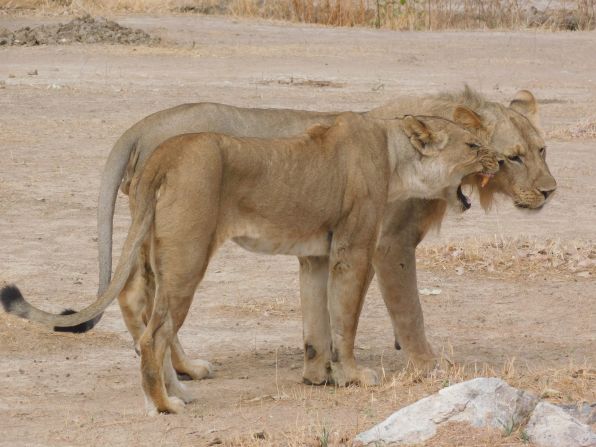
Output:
541,188,555,200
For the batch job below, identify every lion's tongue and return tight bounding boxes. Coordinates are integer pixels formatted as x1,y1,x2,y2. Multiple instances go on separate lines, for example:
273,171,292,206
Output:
479,173,493,188
457,185,471,210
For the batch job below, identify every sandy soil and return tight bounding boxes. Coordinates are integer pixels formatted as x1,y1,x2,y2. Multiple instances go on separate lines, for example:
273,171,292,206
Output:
0,14,594,446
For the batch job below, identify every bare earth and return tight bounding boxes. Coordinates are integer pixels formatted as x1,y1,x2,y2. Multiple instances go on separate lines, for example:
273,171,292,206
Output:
0,14,594,446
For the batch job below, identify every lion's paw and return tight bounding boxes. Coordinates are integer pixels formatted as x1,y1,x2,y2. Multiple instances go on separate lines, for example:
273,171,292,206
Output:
176,359,213,381
331,364,379,387
166,396,186,413
303,359,332,386
407,352,440,375
145,396,186,416
166,380,195,404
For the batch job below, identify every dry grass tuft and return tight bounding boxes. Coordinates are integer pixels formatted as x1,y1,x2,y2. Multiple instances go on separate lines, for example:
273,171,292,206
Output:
548,116,596,140
3,0,595,31
387,356,596,407
417,236,595,280
256,77,345,88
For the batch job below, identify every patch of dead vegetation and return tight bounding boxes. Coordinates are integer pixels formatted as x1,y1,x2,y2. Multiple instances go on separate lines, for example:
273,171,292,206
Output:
0,14,160,46
547,117,596,140
208,358,594,446
3,0,595,31
426,421,538,447
418,237,595,280
256,77,345,89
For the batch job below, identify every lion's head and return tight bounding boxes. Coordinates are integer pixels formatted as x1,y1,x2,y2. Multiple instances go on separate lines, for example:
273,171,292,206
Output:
399,113,500,209
448,88,557,210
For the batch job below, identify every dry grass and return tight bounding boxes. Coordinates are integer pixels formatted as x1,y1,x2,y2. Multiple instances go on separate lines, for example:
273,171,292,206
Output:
2,0,595,31
256,77,345,88
548,116,596,140
207,357,595,446
417,236,595,280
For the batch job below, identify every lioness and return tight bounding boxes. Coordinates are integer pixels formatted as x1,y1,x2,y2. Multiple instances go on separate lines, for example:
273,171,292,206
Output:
3,88,557,386
107,88,556,384
1,113,499,413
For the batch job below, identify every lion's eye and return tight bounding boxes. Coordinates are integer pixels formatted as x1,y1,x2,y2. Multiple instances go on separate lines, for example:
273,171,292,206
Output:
539,147,546,158
467,142,481,149
508,155,523,163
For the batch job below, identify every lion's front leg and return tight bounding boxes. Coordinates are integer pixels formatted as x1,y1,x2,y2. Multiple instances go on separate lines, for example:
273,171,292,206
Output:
298,256,333,385
372,199,441,372
374,229,437,372
327,237,379,387
299,255,377,386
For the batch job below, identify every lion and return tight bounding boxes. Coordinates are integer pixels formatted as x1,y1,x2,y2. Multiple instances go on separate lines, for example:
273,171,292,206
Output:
103,88,556,385
4,87,557,387
1,112,500,414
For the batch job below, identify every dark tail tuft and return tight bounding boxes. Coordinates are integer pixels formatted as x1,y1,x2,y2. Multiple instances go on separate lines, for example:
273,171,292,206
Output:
1,284,26,315
53,310,102,334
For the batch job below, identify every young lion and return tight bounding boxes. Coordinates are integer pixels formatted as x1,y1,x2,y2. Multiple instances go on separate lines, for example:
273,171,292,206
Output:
1,112,498,414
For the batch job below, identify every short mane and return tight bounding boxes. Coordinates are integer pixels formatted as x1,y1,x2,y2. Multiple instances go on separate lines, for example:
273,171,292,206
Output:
435,84,487,111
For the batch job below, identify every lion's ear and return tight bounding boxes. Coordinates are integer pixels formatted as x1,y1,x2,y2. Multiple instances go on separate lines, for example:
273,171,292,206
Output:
453,106,483,130
509,90,540,127
402,116,447,156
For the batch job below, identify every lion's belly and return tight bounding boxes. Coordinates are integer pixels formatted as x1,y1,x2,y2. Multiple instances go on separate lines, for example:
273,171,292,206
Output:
232,232,331,257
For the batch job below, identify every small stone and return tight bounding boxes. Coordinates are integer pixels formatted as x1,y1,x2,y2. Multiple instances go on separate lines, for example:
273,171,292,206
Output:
455,266,464,275
8,73,15,78
27,69,38,76
419,287,441,296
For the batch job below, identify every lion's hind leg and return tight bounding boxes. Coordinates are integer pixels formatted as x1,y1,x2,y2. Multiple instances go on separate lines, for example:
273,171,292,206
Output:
139,236,212,415
117,242,213,381
139,157,220,415
118,241,153,354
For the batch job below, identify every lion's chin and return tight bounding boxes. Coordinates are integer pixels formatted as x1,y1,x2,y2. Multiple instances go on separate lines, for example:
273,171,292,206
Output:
513,190,551,210
515,201,545,211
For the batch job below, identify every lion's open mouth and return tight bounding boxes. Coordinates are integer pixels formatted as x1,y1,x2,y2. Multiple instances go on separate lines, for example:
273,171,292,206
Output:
457,173,494,211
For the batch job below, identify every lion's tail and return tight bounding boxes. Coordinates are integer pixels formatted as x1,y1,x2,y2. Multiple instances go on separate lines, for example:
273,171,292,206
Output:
1,172,160,331
98,130,141,297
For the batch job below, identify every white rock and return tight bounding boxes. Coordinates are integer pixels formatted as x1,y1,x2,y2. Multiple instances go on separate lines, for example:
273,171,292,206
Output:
526,401,596,447
355,377,537,445
419,287,441,296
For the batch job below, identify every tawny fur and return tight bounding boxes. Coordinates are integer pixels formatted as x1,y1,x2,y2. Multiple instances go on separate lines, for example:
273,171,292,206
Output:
1,112,499,414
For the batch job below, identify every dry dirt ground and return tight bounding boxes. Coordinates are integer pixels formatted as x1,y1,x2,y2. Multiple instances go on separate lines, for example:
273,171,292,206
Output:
0,14,595,447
